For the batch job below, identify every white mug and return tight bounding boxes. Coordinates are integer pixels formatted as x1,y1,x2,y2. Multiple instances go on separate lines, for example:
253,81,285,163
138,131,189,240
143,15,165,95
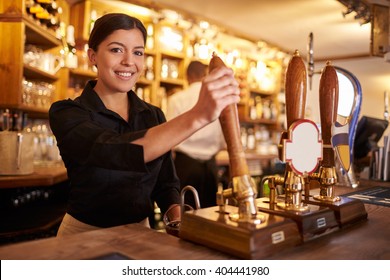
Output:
40,53,64,75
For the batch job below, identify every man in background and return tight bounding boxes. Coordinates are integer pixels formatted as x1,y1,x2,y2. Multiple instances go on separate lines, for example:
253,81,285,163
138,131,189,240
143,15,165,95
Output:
166,61,226,208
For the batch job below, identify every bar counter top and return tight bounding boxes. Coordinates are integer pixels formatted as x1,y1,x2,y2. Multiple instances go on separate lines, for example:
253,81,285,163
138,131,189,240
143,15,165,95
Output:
0,180,389,260
0,162,67,189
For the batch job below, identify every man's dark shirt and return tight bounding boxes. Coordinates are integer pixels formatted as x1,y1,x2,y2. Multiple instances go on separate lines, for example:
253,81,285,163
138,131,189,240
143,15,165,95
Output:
49,80,180,227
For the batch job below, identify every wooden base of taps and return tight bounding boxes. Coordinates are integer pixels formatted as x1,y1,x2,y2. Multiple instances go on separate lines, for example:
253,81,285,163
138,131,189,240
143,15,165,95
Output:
179,205,301,259
303,195,367,227
256,197,339,242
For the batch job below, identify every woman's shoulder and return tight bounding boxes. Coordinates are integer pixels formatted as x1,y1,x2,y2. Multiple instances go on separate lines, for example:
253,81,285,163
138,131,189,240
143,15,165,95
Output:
49,98,83,114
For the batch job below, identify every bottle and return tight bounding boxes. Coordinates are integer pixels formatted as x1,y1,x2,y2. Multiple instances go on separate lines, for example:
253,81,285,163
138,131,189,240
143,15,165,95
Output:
65,25,78,69
145,56,154,80
25,0,35,16
28,2,44,20
46,14,60,31
241,126,248,150
35,0,52,8
255,96,263,119
35,8,51,26
249,98,256,120
45,0,59,15
262,100,271,119
78,43,89,71
247,128,256,150
89,10,97,34
146,24,154,50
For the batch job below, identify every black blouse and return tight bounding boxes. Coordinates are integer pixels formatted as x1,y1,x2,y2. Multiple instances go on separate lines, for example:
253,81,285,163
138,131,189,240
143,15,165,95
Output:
49,80,180,227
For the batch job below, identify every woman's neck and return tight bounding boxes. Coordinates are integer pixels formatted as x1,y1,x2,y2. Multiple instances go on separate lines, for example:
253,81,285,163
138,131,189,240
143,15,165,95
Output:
94,86,130,122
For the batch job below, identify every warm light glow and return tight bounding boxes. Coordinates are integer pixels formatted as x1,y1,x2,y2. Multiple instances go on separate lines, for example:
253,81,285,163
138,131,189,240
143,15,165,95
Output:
235,57,243,68
159,27,183,52
147,24,154,35
160,9,181,23
198,40,209,60
199,20,210,30
256,61,267,77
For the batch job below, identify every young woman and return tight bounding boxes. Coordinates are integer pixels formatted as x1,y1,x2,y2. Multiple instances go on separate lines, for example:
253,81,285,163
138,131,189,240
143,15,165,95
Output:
49,13,240,236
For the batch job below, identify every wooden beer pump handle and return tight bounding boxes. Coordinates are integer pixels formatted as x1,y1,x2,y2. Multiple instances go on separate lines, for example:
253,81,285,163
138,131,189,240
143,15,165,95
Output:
319,62,339,167
209,54,249,177
285,50,307,128
282,51,307,174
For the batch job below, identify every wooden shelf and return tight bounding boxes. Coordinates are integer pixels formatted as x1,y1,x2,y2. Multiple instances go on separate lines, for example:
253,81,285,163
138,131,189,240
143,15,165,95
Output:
69,68,97,79
0,14,62,49
249,88,277,96
239,116,279,126
23,15,62,49
160,50,186,60
160,78,185,87
24,64,58,82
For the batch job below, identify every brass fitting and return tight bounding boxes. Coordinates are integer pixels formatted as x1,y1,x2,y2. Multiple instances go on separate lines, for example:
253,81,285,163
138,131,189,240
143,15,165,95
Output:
283,170,309,212
312,166,340,202
217,174,264,224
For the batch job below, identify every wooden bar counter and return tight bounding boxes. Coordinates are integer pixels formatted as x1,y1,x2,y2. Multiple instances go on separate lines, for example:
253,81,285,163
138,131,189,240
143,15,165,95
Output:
0,163,68,189
0,180,389,260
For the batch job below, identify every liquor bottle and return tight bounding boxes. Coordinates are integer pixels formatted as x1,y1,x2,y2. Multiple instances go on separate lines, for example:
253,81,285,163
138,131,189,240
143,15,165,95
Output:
65,25,78,69
35,8,51,28
46,14,60,31
27,2,44,19
25,0,35,15
145,56,154,80
45,0,59,14
89,10,98,34
35,0,52,8
146,24,154,50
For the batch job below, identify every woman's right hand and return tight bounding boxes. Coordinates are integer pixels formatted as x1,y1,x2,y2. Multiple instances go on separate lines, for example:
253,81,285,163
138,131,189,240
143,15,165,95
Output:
132,64,240,163
194,65,240,124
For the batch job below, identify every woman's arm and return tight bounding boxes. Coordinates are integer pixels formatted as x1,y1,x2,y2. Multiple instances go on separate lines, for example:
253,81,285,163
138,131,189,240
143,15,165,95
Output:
133,66,240,162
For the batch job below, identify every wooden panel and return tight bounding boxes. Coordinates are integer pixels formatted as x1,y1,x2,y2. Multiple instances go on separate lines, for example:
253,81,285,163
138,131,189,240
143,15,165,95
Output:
0,22,23,106
371,4,389,57
69,0,91,46
0,0,23,14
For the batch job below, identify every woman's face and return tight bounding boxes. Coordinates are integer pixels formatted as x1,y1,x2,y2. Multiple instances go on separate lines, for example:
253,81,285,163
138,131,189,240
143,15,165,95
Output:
88,28,145,95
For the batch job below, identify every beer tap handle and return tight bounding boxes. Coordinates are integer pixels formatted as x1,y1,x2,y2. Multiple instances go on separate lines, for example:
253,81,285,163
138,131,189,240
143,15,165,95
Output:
285,50,307,129
319,62,339,167
209,53,249,177
282,51,307,174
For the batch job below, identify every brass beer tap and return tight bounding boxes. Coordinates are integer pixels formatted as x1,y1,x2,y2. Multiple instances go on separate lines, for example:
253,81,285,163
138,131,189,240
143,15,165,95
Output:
271,50,310,212
310,62,341,202
210,53,263,224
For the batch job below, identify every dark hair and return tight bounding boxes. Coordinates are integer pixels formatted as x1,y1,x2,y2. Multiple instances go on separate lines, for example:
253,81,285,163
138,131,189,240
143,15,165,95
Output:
186,61,207,81
88,13,147,51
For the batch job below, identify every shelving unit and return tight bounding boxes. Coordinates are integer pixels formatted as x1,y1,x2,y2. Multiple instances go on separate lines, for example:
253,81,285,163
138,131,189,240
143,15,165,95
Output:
0,0,286,157
0,0,70,117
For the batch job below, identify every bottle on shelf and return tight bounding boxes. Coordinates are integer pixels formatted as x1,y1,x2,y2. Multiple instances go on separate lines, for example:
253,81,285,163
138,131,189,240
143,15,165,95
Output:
249,97,257,120
65,25,78,69
255,96,263,119
146,24,154,50
247,127,256,150
145,56,155,80
78,43,90,71
27,2,44,20
89,9,98,35
42,0,59,15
